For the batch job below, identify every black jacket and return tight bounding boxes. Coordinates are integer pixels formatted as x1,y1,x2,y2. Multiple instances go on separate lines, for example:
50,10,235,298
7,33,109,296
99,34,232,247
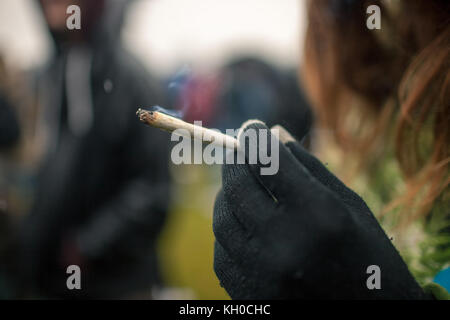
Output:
20,41,171,298
0,92,20,148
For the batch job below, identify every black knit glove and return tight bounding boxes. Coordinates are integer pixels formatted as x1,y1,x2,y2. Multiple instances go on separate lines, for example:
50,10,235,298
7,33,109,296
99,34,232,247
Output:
213,121,430,299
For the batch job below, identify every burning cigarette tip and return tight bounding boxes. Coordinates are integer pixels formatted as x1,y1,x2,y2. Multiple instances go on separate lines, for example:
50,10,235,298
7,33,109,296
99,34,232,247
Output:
136,108,154,123
136,107,239,150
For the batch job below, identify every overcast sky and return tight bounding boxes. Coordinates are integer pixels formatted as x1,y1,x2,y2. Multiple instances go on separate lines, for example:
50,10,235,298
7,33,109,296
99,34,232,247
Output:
0,0,305,74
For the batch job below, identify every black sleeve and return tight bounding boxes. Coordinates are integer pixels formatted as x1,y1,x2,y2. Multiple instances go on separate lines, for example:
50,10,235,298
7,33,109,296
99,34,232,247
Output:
0,91,20,148
75,71,172,259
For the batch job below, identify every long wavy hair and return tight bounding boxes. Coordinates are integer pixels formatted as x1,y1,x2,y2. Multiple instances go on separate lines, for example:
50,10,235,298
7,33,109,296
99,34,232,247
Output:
302,0,449,226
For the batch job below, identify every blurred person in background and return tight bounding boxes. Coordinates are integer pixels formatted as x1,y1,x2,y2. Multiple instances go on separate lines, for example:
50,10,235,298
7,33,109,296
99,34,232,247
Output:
0,55,22,299
168,57,312,140
0,53,40,298
213,57,312,141
0,87,20,150
212,0,449,299
19,0,171,299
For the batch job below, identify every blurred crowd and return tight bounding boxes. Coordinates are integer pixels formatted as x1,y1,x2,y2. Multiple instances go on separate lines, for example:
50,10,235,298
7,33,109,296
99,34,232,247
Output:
0,0,310,299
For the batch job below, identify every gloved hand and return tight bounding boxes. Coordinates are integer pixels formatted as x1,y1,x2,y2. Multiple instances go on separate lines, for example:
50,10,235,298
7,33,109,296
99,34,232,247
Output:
213,121,430,299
